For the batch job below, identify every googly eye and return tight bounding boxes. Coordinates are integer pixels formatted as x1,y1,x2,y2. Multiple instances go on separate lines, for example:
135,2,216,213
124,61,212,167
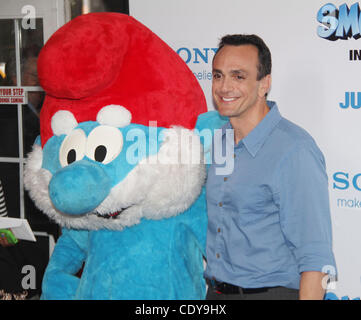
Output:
59,129,87,167
86,126,123,164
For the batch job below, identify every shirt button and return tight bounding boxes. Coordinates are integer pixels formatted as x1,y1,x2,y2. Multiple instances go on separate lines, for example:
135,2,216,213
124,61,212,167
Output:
216,253,220,259
219,202,223,207
233,154,236,159
224,177,228,182
217,228,221,233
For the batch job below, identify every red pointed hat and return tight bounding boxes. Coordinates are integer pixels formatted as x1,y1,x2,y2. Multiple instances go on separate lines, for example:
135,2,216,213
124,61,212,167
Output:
38,12,207,146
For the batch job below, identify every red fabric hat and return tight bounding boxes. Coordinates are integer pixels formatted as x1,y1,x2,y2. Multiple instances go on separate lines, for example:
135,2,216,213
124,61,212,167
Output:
38,12,207,146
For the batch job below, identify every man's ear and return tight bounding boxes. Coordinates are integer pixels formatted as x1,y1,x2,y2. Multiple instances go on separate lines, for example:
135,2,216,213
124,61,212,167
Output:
259,74,271,98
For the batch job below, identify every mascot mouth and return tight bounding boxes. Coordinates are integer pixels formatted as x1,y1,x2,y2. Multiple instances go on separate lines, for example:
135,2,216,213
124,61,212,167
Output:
96,207,130,219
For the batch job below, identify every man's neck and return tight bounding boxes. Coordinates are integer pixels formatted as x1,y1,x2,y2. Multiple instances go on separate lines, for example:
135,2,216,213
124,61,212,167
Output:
230,100,270,145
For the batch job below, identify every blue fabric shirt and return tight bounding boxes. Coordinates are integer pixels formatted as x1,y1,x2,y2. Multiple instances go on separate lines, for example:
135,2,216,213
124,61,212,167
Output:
205,101,336,289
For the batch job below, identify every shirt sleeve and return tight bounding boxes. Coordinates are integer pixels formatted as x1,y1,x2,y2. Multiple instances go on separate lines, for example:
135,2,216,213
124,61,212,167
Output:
277,140,336,275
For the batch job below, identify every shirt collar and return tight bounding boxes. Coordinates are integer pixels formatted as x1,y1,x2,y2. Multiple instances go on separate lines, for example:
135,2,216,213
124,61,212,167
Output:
222,101,282,157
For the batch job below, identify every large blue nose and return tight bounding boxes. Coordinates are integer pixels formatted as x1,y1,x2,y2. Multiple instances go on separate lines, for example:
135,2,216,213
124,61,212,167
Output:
49,160,112,215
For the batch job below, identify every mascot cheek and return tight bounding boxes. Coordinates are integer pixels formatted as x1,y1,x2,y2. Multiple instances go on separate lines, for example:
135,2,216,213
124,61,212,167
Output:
48,160,112,215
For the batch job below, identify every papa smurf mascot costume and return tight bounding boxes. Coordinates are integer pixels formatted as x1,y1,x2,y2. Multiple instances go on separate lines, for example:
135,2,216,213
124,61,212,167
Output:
24,13,226,300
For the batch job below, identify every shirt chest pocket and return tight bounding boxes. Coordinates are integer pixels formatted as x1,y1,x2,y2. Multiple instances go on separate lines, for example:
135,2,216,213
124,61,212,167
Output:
227,183,277,214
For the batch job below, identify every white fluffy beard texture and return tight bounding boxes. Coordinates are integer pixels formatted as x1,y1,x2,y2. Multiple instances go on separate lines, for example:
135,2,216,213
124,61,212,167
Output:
23,127,206,230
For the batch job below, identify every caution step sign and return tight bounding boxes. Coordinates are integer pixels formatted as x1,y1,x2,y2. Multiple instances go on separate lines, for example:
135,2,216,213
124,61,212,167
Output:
0,87,28,104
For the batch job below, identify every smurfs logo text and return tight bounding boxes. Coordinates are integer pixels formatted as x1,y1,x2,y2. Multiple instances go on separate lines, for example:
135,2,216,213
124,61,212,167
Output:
317,2,361,40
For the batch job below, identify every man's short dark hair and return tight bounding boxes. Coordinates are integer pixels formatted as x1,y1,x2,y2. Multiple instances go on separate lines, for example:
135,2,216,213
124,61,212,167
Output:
214,34,272,80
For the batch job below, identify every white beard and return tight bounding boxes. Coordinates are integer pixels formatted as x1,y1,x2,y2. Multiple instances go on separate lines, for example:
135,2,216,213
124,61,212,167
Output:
24,127,206,230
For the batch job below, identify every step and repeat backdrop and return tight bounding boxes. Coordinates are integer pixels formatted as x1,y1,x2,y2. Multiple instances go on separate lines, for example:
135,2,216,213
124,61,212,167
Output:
131,0,361,299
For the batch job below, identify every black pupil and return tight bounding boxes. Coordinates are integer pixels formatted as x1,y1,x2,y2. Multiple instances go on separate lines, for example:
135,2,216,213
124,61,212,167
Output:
95,145,107,162
67,149,76,164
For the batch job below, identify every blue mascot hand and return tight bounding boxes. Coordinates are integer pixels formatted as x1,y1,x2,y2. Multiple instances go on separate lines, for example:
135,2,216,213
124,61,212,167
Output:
41,228,88,300
195,111,228,167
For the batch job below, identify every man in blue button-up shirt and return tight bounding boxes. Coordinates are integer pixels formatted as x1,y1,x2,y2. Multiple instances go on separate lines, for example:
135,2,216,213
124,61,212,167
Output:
205,34,336,300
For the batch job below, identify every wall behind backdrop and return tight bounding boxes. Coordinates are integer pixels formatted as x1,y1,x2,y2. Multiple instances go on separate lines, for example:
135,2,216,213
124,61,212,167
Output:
131,0,361,300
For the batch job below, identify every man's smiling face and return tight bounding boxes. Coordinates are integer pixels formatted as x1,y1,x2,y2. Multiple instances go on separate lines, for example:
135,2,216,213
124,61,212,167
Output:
212,44,268,120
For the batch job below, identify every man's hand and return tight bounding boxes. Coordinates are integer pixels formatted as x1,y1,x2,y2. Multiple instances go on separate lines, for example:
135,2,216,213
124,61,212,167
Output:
299,271,327,300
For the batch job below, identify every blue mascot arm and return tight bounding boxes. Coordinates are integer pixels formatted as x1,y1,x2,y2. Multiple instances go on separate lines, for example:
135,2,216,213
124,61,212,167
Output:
182,111,228,255
41,228,88,300
169,111,228,299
